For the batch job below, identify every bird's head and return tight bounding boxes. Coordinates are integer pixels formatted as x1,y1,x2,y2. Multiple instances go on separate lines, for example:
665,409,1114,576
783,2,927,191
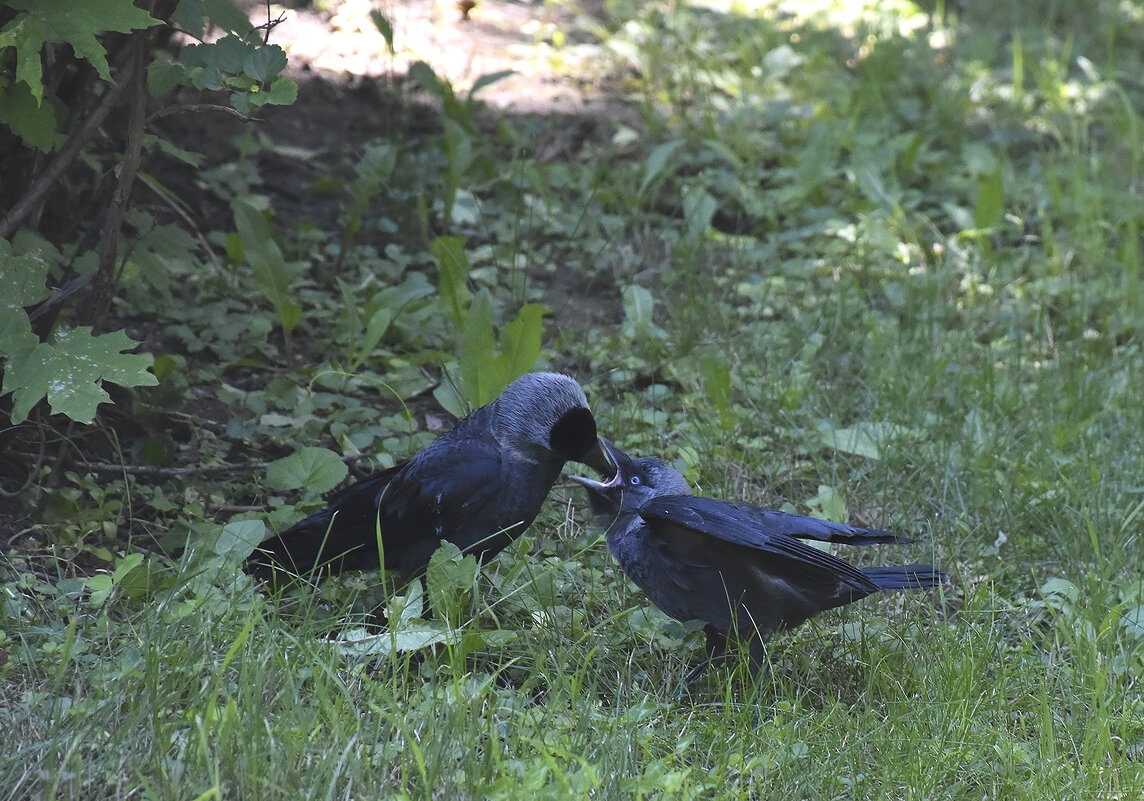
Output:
497,372,613,477
571,439,691,515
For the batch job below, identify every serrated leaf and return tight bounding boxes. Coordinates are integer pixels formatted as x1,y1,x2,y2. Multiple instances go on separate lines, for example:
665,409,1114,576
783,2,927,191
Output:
2,0,160,103
3,326,157,424
0,237,52,307
0,78,63,151
146,58,185,97
266,447,348,493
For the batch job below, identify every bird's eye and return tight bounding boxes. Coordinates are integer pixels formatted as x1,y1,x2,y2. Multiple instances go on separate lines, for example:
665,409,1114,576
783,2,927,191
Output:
628,475,642,486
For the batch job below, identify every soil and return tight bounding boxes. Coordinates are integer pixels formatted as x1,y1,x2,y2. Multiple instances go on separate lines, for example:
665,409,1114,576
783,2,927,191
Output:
1,0,639,560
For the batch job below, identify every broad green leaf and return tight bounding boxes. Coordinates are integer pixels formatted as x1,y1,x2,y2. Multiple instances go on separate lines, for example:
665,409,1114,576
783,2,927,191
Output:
974,168,1004,230
638,140,683,198
804,485,847,524
370,10,395,54
426,541,478,626
431,235,473,328
0,78,63,151
243,43,287,83
1,0,160,103
682,185,717,241
0,236,53,306
171,0,254,38
622,284,666,341
263,75,298,107
1121,605,1144,641
408,60,448,101
3,326,157,424
469,69,515,98
699,356,731,417
266,447,348,493
213,520,267,561
489,303,546,389
819,421,914,460
458,290,498,405
820,424,882,460
232,200,302,334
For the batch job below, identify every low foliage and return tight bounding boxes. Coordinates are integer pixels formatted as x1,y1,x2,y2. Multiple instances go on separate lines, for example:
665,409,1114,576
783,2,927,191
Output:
3,0,1144,798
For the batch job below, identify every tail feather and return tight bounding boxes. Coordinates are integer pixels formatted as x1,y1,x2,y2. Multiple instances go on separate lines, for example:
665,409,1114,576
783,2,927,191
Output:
861,564,948,590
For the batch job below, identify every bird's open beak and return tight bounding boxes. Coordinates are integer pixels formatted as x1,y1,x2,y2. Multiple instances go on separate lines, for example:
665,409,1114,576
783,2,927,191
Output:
578,435,617,480
572,438,624,491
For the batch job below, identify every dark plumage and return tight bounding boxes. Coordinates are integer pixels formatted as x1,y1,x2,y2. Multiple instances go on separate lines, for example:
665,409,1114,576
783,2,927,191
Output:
250,372,611,583
573,440,948,679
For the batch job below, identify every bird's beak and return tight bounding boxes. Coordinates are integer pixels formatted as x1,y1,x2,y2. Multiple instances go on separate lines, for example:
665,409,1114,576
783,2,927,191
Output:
579,435,616,479
571,438,624,491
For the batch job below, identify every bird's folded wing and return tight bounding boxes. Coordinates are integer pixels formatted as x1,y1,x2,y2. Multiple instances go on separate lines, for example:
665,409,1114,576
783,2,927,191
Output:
723,500,911,545
377,432,507,550
640,495,878,589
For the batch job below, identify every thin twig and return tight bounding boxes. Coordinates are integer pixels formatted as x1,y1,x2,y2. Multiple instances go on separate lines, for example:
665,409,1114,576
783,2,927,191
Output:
145,103,257,125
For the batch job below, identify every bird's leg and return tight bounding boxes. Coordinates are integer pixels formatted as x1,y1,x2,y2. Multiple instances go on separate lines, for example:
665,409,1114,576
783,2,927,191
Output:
680,624,728,687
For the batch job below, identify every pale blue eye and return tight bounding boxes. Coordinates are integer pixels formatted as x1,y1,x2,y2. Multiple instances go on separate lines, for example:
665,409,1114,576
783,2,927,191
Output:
629,475,642,486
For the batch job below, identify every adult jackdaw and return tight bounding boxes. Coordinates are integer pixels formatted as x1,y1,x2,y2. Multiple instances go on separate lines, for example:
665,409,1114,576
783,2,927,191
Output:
573,440,947,679
249,372,611,583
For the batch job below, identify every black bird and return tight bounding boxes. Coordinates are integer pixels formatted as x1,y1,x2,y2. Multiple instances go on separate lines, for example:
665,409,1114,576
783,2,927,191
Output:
573,440,948,679
250,372,611,583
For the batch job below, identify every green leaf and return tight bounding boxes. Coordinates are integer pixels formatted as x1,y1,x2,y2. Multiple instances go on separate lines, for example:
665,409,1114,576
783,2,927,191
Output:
431,235,473,328
458,290,499,404
243,43,287,83
1121,605,1144,642
804,485,847,524
0,77,63,151
232,200,302,335
263,76,298,107
469,69,515,98
974,168,1004,230
213,520,267,562
0,235,53,307
171,0,254,39
818,421,914,461
426,541,479,626
408,60,449,102
489,303,546,387
639,140,683,198
266,447,348,494
0,0,160,103
622,284,666,341
370,10,395,54
2,326,157,424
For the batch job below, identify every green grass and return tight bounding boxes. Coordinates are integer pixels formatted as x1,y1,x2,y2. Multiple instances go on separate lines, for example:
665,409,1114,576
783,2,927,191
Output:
6,0,1144,797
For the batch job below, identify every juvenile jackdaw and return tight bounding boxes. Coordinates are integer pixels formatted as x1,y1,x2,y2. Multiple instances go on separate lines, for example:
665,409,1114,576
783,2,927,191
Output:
250,372,611,583
573,440,948,679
